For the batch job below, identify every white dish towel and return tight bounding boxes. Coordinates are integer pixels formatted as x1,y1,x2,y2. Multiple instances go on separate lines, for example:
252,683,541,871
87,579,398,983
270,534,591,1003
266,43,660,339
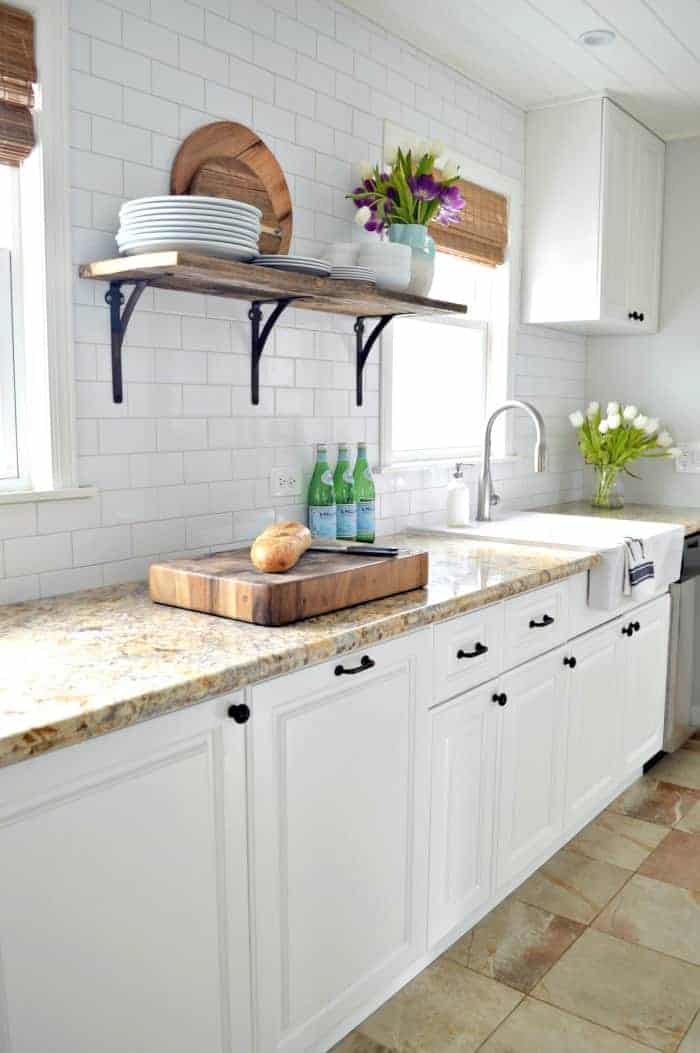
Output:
587,523,684,610
622,536,656,600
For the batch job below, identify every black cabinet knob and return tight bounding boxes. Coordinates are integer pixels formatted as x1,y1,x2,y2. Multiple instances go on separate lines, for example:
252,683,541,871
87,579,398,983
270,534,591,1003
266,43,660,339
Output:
633,621,641,632
639,312,645,322
492,692,507,707
628,311,637,320
564,655,577,668
227,702,250,724
622,623,634,637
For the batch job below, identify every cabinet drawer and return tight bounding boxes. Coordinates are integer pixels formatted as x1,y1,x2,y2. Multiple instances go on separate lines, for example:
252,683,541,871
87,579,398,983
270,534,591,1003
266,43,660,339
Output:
502,582,569,670
568,571,668,638
433,603,504,704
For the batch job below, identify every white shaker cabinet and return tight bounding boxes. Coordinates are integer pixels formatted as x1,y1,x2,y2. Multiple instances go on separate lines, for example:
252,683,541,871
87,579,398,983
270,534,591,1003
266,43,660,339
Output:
427,682,498,947
523,97,664,334
248,630,432,1053
494,648,568,891
619,593,671,775
0,695,252,1053
563,622,625,831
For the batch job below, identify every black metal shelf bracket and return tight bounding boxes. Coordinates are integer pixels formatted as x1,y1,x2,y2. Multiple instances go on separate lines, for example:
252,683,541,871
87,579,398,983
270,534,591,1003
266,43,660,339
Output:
355,315,395,406
249,298,299,404
105,279,151,403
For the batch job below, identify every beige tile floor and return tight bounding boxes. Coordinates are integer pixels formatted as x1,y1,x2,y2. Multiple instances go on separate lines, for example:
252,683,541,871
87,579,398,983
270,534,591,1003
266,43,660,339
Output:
335,734,700,1053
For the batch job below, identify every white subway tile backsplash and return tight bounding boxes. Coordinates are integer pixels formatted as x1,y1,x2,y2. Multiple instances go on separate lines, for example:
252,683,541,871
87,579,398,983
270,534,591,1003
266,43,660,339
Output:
185,512,233,549
71,71,123,120
92,39,151,91
100,419,157,454
206,12,253,61
4,533,73,577
70,0,122,44
124,15,179,64
152,61,204,107
132,518,186,556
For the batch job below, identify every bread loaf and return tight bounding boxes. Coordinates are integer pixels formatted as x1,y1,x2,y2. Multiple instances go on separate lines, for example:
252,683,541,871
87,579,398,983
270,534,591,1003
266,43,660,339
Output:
250,521,312,573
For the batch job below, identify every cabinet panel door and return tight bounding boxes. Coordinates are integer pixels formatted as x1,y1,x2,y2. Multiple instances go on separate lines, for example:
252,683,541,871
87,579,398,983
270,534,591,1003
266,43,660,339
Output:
428,682,498,946
250,631,431,1053
600,100,635,324
495,649,568,890
564,623,624,830
627,128,665,331
0,697,250,1053
622,594,671,774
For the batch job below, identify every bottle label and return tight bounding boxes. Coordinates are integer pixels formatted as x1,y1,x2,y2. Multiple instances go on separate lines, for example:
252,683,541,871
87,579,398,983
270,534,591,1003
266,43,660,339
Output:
309,505,337,539
357,500,375,540
342,468,354,484
363,467,373,482
337,503,357,540
321,469,333,486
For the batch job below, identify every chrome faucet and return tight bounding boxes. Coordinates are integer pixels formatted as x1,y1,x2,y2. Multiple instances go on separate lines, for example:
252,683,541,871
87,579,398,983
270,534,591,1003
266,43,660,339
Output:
476,400,547,521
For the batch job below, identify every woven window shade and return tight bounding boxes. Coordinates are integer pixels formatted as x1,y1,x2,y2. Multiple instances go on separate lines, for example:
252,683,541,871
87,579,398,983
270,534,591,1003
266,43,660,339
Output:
0,2,36,166
429,178,508,267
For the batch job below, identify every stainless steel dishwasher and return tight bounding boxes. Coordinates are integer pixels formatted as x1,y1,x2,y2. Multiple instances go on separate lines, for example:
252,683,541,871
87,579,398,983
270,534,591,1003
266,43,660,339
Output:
665,532,700,751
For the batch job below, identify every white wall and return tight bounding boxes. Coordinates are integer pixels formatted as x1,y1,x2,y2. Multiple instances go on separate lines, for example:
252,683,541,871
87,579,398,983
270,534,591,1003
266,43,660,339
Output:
587,136,700,506
0,0,585,603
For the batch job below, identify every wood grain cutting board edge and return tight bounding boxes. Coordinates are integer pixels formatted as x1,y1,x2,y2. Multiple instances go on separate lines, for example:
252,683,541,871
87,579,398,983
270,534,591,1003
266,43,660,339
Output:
149,547,429,626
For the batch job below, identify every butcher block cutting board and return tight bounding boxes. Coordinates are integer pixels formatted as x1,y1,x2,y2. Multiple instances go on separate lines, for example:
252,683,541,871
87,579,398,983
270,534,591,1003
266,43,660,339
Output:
149,546,429,626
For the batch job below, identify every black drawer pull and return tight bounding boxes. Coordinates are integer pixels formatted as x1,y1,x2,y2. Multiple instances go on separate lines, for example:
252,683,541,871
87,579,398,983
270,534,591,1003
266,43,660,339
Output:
563,655,577,668
457,642,488,659
622,623,634,637
227,703,250,725
492,692,508,707
335,655,375,676
529,614,554,628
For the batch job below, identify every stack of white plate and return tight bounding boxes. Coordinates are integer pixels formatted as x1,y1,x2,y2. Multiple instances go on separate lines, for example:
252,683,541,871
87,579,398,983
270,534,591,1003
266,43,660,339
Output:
116,196,262,260
330,265,376,283
254,254,331,276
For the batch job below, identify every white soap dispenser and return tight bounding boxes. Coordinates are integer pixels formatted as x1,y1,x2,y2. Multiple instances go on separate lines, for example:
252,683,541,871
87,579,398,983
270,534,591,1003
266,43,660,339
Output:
447,462,471,527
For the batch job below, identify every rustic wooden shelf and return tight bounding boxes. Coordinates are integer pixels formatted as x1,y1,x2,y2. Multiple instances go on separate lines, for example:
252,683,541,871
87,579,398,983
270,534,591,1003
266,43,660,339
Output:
79,251,468,405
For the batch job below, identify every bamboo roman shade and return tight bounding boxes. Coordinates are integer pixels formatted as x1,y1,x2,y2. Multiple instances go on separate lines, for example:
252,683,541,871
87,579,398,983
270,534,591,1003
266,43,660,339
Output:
0,2,36,166
430,178,508,267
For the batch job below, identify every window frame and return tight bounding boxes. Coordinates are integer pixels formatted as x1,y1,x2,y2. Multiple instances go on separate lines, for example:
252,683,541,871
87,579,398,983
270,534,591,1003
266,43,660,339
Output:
379,121,522,471
0,0,77,499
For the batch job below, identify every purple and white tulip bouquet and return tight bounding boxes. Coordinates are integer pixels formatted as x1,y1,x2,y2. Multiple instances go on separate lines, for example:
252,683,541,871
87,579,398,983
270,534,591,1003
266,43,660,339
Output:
347,144,466,234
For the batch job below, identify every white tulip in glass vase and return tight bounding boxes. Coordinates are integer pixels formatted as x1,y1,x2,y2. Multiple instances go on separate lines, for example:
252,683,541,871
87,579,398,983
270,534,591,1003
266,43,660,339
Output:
568,401,681,509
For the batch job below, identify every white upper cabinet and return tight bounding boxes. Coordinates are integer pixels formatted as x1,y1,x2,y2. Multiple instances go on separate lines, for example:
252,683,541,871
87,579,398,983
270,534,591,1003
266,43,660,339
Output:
523,97,665,334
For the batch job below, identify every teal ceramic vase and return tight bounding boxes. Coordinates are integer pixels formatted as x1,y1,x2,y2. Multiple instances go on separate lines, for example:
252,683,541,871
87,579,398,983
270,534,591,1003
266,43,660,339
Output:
388,224,436,296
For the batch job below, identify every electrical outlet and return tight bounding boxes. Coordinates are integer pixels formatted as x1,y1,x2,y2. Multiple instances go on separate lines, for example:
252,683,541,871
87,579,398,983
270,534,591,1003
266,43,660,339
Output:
675,443,700,473
271,467,303,497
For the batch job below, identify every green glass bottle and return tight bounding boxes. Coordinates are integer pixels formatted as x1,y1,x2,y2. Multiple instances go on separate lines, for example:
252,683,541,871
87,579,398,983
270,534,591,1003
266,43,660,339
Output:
307,443,336,539
353,442,375,542
334,444,357,540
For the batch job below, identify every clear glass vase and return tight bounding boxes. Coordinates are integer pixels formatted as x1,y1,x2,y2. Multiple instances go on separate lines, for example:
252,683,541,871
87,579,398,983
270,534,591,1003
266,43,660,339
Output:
591,466,624,509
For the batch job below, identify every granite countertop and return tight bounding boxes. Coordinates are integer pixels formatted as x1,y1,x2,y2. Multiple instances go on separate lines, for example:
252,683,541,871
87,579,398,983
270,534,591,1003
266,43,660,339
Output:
543,501,700,536
0,532,599,770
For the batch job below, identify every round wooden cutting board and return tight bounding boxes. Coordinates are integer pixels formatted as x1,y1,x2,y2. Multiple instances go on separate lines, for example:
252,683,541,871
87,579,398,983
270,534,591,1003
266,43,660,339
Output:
170,120,292,255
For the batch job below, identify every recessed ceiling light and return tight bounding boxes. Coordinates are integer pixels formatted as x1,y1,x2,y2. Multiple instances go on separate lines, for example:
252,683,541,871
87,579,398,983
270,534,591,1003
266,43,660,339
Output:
578,28,616,47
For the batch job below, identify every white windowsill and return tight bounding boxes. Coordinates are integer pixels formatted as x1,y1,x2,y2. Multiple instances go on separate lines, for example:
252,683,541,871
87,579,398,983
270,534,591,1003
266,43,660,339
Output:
376,455,518,475
0,486,97,506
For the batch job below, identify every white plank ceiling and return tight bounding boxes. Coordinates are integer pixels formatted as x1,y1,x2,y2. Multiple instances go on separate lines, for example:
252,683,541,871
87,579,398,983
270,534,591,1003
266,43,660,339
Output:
343,0,700,140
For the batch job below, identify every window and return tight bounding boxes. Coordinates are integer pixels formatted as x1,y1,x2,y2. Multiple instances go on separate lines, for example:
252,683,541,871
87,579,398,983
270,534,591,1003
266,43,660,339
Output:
0,0,76,499
0,165,25,484
379,125,522,471
387,252,492,463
